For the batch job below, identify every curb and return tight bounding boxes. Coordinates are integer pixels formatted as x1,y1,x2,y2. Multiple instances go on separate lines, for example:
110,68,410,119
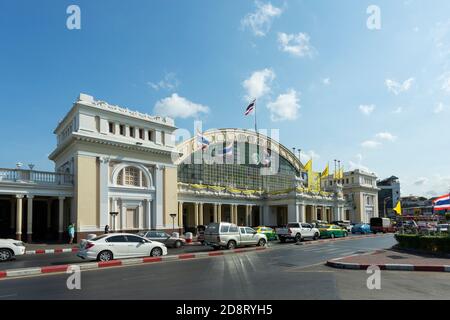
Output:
25,247,79,255
0,246,268,280
326,252,450,273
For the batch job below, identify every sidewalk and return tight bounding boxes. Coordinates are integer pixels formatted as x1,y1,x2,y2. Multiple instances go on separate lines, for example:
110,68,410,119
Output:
327,249,450,272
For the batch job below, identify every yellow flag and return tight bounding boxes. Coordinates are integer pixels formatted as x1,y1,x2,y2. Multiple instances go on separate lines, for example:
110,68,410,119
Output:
321,164,329,178
393,201,402,215
304,159,312,172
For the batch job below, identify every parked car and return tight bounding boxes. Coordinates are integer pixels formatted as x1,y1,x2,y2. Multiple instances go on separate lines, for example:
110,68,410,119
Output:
276,222,320,243
370,217,396,234
311,220,328,228
437,224,449,232
77,233,167,261
203,222,267,250
318,224,348,238
351,223,371,234
138,230,185,248
254,226,278,241
331,220,352,232
0,239,26,262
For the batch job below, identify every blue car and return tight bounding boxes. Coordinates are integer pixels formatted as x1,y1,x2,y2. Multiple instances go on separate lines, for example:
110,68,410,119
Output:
351,223,371,234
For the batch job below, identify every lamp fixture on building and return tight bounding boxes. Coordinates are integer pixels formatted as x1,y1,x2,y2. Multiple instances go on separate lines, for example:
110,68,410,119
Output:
16,162,23,169
28,164,35,170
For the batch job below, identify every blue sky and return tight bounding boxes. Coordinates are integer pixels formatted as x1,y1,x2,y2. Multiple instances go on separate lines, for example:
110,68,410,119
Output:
1,0,450,197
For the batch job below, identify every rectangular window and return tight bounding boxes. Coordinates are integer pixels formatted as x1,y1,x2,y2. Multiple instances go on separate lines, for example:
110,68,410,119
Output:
148,130,154,141
139,128,144,139
129,127,135,138
119,125,125,136
108,122,114,133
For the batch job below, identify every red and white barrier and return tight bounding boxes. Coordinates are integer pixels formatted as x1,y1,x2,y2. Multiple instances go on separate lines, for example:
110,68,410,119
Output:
0,246,268,280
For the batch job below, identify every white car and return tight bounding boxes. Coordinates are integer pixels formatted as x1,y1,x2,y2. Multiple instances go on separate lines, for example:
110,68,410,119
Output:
77,233,168,261
276,222,320,242
0,239,26,262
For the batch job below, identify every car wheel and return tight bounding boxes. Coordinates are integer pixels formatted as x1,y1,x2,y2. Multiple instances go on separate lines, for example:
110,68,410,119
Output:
313,233,319,240
97,250,113,262
280,237,286,243
0,249,13,262
344,232,348,237
257,238,266,247
295,233,302,242
174,240,182,248
227,240,236,250
330,233,335,239
151,247,163,257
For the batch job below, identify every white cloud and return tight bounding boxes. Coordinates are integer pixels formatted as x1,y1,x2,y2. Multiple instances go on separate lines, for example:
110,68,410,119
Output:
147,72,179,91
300,150,320,163
375,132,397,142
242,68,275,101
241,1,283,37
359,104,375,115
361,140,381,149
431,20,450,59
349,160,370,173
385,78,415,95
438,72,450,93
277,32,315,57
266,89,300,121
322,78,331,85
392,106,403,114
434,102,446,114
153,93,209,119
414,177,428,186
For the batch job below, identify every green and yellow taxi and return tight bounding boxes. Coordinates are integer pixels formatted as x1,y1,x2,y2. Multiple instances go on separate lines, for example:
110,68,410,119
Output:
255,226,278,241
318,224,348,239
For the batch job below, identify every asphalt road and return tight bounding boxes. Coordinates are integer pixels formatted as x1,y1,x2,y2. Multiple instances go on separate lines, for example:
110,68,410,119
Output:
0,233,374,271
2,234,444,300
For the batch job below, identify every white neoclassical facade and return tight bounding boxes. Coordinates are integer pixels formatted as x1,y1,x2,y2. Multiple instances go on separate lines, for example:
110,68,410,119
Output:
0,93,378,243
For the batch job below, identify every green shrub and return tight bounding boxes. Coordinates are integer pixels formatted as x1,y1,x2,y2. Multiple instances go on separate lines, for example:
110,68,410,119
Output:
394,234,450,253
445,212,450,221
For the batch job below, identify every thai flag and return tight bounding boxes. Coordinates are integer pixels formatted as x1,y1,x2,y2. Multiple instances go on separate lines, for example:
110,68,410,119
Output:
432,194,450,212
196,129,210,150
244,99,256,115
223,142,233,157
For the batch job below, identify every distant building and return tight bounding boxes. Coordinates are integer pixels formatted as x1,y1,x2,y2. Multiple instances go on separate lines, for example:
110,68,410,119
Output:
400,196,433,216
377,176,400,218
322,169,379,223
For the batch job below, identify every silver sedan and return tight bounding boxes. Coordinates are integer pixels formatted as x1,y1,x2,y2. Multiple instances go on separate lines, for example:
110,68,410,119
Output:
138,231,186,248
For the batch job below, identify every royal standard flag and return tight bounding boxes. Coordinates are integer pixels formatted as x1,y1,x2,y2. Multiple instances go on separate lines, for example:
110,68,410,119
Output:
321,164,329,178
393,201,402,215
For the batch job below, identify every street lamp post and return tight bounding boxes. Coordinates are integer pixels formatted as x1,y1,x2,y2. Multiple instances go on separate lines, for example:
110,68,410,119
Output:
170,213,177,233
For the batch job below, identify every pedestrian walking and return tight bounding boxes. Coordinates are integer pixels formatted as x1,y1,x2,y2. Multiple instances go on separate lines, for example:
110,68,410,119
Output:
104,224,110,234
68,223,75,244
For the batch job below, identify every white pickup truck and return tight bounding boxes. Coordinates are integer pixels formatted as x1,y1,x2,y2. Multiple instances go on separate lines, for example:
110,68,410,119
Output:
276,222,320,243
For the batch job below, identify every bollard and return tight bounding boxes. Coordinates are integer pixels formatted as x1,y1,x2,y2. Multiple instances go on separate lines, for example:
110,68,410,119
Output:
185,232,193,243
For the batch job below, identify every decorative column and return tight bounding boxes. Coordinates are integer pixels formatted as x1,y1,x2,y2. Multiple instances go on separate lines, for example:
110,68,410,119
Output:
299,204,305,222
217,203,222,223
312,205,318,221
16,195,24,241
99,157,110,229
138,203,144,230
121,202,126,231
146,199,152,230
199,203,204,225
259,205,264,226
246,205,250,226
194,202,199,227
154,165,164,228
213,203,218,223
26,195,34,243
58,197,65,241
178,201,183,228
47,199,52,229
